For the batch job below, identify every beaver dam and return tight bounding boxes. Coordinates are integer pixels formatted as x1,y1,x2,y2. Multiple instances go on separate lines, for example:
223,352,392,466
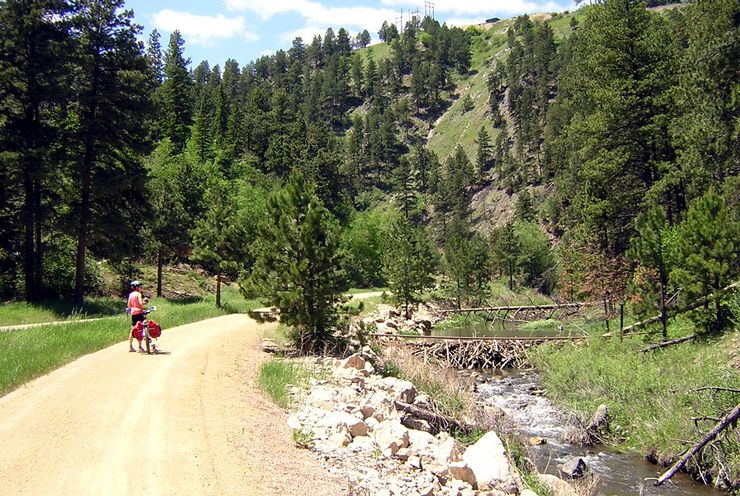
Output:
369,334,587,369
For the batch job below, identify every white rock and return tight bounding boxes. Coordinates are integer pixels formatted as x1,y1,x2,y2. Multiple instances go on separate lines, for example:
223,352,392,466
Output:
379,377,418,403
537,474,579,496
287,412,302,430
373,420,410,456
462,431,510,486
365,416,381,431
308,385,337,407
408,429,437,450
348,435,376,453
521,490,539,496
319,412,368,438
433,434,464,465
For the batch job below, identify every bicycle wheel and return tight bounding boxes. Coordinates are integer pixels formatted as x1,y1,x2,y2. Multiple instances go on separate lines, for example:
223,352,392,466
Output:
144,327,151,354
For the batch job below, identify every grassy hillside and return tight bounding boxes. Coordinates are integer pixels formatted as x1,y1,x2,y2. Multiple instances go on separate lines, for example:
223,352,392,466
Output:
426,11,584,164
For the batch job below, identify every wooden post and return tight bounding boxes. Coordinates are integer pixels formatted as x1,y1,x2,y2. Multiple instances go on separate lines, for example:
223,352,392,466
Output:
603,295,610,333
157,249,163,298
619,303,624,341
216,274,221,308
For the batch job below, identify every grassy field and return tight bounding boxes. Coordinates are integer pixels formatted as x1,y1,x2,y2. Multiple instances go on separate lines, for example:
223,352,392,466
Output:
531,319,740,487
0,285,261,397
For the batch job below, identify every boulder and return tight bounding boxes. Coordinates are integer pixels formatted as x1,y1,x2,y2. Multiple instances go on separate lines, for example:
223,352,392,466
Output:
408,429,437,450
319,412,368,438
448,461,477,487
379,377,418,403
433,434,464,465
462,431,511,486
373,420,410,456
559,456,588,478
337,353,367,371
537,474,579,496
348,435,376,453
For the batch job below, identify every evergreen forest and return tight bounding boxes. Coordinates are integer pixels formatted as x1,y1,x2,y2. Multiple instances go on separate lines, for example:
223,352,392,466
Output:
1,0,739,346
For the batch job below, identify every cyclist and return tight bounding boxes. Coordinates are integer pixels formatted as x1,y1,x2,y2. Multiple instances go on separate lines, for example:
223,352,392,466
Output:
127,280,148,352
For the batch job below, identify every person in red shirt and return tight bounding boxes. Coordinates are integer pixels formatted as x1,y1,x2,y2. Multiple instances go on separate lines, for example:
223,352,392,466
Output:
127,280,147,352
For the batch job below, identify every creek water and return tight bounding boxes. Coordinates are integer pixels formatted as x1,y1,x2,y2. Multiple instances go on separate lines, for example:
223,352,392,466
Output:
437,323,723,495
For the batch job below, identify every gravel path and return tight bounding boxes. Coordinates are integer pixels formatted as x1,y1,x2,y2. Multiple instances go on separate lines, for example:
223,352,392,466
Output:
0,314,346,495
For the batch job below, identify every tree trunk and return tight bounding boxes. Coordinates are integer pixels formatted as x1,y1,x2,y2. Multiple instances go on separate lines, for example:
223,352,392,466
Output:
659,267,668,339
23,166,37,301
157,249,163,297
216,273,221,308
74,166,91,306
656,403,740,486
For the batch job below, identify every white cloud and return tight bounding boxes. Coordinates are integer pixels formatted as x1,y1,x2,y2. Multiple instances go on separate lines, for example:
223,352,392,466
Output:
224,0,396,31
151,9,258,46
380,0,570,16
279,25,326,44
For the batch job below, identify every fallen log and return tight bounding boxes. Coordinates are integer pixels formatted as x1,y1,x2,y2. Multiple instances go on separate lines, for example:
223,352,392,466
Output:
393,400,472,435
585,404,609,445
655,403,740,486
440,302,593,314
640,334,696,353
609,280,739,337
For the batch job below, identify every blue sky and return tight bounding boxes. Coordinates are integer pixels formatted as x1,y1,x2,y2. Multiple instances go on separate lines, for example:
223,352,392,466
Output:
124,0,576,69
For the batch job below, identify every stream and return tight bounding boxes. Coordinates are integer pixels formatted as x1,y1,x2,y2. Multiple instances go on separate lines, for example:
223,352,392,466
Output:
439,323,723,495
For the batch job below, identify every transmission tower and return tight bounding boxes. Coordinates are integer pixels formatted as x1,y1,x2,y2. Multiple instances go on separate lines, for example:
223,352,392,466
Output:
424,1,435,20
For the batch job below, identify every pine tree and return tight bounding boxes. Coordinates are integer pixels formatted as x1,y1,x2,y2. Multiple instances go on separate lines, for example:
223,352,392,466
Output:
160,30,192,152
492,221,520,290
476,126,494,175
672,191,740,331
559,0,677,254
0,0,73,300
382,216,438,318
628,203,675,338
443,218,490,309
191,180,249,307
244,169,346,351
69,0,151,304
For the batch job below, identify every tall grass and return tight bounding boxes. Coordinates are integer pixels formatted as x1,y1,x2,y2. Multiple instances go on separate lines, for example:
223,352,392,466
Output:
0,291,262,397
531,327,740,486
380,346,475,421
258,359,312,409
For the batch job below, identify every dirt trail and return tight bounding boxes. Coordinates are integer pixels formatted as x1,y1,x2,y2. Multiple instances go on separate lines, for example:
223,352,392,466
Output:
0,314,346,495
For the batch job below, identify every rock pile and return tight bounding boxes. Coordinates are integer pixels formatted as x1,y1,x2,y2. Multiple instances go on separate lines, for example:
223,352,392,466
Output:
359,303,442,337
288,352,522,495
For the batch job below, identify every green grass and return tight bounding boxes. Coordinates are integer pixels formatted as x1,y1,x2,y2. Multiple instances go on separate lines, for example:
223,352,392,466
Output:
506,437,553,496
531,323,740,486
258,359,312,409
0,297,123,326
0,288,262,397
